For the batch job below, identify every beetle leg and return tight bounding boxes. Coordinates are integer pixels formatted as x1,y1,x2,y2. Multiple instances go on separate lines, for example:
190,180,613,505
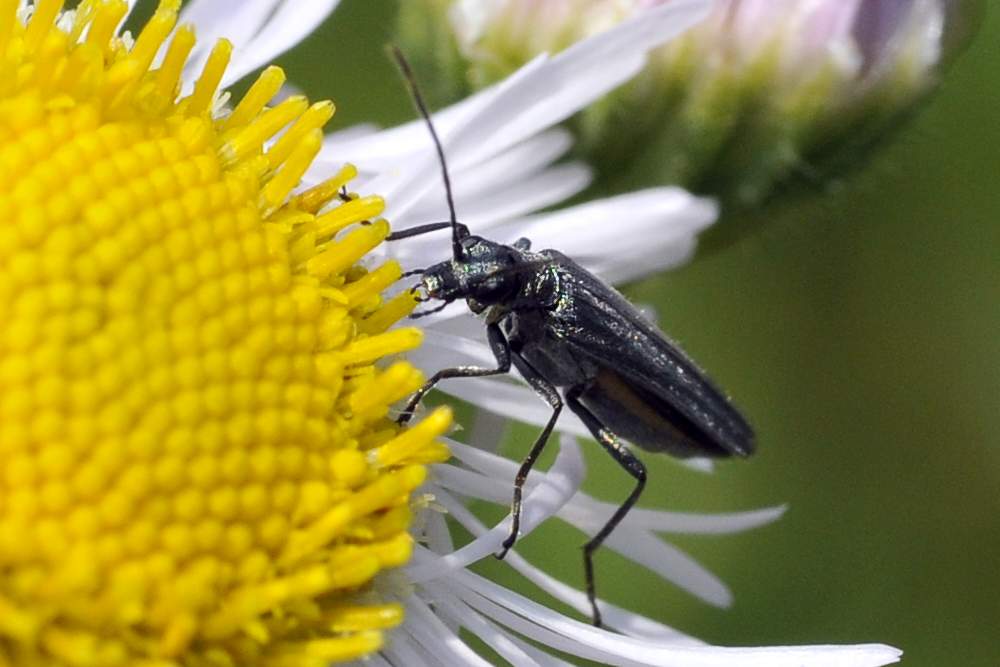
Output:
396,323,511,425
495,353,562,561
566,386,647,628
409,301,451,318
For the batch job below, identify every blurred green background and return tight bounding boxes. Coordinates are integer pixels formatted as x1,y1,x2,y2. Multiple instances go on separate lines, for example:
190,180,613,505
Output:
275,2,999,665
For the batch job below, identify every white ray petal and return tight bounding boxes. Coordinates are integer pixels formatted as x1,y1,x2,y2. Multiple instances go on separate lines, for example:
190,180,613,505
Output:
406,434,585,583
431,462,731,607
399,130,581,230
500,546,702,645
508,188,717,282
573,499,787,535
178,0,340,89
403,594,495,667
442,568,901,667
431,590,547,667
221,0,341,85
420,472,704,643
408,163,592,233
423,505,455,555
443,443,764,536
181,0,277,76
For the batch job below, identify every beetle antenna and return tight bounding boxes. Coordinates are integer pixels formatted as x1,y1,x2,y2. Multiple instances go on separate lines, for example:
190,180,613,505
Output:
389,45,465,260
385,221,451,242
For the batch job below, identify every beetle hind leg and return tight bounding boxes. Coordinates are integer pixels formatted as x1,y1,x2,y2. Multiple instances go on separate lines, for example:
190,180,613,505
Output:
566,387,647,628
495,356,562,560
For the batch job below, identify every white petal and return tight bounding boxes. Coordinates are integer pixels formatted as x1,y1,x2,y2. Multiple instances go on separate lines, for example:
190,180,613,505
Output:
490,188,718,283
405,330,498,370
413,576,579,667
430,590,549,667
398,129,582,230
381,609,448,666
403,594,495,667
321,121,380,146
181,0,277,76
406,434,585,583
179,0,340,88
445,442,755,537
576,499,787,535
424,466,703,643
500,547,702,644
407,162,592,234
594,524,732,607
320,84,490,166
363,54,552,220
222,0,341,84
432,460,732,607
423,503,455,554
343,126,574,194
415,371,597,442
435,460,758,538
590,235,700,285
440,568,902,667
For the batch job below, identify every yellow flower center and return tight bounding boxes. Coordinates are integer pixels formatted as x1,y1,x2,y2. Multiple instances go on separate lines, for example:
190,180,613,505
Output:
0,1,450,664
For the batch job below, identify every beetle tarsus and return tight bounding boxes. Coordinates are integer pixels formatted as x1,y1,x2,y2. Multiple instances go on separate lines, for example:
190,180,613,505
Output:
410,301,451,318
495,535,515,561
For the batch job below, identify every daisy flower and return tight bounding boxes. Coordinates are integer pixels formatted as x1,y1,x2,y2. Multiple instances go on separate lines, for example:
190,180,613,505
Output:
0,0,443,664
0,1,901,666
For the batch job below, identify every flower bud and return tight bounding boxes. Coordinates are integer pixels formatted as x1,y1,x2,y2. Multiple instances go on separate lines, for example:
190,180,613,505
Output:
396,0,979,230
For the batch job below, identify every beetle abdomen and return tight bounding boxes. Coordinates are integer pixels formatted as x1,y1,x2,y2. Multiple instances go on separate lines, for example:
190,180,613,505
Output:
580,369,740,459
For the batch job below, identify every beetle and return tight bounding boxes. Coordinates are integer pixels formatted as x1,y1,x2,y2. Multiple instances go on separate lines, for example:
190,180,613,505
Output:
386,47,755,627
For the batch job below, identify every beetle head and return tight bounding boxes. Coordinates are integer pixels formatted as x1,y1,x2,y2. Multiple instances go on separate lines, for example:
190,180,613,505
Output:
419,235,523,309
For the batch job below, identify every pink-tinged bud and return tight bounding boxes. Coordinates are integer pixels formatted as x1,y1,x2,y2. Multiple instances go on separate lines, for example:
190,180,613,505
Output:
396,0,979,238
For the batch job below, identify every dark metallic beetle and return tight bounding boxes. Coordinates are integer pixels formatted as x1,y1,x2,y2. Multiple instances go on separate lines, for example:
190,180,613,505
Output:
387,47,755,627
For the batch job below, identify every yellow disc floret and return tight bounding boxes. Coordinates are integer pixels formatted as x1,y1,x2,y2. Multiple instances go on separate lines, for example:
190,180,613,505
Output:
0,1,450,665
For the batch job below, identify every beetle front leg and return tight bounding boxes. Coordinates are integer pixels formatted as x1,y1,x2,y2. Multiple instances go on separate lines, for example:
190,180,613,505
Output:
566,386,647,628
396,323,511,425
496,355,562,560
